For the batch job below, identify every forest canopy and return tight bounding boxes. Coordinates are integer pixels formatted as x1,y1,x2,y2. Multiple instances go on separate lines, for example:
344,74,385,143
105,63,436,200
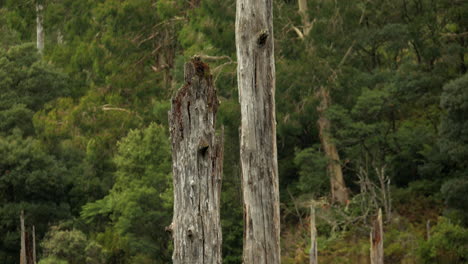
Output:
0,0,467,263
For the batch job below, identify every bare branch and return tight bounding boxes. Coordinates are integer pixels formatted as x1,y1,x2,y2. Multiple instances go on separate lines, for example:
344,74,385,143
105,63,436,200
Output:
101,104,142,120
292,26,304,39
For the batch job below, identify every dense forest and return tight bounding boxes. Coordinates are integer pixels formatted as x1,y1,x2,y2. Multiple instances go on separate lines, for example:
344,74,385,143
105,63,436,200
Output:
0,0,467,263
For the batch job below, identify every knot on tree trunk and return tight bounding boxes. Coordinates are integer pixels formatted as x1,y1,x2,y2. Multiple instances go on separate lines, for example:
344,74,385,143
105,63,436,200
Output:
169,59,223,264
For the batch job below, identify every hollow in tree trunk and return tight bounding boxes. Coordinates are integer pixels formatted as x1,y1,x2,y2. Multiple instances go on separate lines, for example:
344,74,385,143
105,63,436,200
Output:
235,0,281,262
169,58,223,264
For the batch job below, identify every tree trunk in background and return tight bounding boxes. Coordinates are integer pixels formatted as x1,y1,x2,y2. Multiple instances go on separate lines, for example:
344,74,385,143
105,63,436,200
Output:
36,2,44,54
169,58,223,264
316,86,349,204
298,0,312,37
20,211,35,264
20,211,26,264
370,209,384,264
235,0,281,263
32,226,36,264
309,205,318,264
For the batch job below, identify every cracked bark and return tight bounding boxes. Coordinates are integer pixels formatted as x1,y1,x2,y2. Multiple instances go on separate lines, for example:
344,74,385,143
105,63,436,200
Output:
169,58,223,264
236,0,281,263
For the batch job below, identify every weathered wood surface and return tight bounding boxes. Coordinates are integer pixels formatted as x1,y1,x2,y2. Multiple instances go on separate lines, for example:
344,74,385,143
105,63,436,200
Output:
310,206,318,264
235,0,281,263
169,58,223,264
370,208,384,264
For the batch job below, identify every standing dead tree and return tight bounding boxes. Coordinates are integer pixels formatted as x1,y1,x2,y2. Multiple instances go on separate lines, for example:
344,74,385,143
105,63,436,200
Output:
169,58,224,264
36,1,44,54
20,211,36,264
236,0,281,262
370,208,384,264
310,205,318,264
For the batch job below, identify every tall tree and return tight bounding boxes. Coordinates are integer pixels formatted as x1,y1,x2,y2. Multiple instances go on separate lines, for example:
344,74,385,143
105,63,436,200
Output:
235,0,280,263
316,85,349,204
35,1,44,54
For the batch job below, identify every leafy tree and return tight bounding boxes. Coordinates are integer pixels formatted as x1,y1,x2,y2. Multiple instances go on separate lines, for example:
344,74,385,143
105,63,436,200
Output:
0,131,71,264
81,123,172,263
440,74,468,170
40,226,105,264
0,43,68,135
418,217,468,263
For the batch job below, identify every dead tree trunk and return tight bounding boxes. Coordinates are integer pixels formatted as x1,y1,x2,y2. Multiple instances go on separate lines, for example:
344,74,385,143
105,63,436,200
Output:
20,211,36,264
298,0,313,37
235,0,281,263
20,211,26,264
36,2,44,54
32,226,36,264
310,205,318,264
316,86,349,204
169,58,223,264
370,209,384,264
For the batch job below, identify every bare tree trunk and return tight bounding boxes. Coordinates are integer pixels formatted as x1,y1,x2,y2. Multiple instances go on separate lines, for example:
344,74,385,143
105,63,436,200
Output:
235,0,280,263
310,205,318,264
32,225,36,264
20,211,26,264
36,2,44,54
169,58,223,264
298,0,313,37
316,86,349,204
370,209,384,264
375,165,391,221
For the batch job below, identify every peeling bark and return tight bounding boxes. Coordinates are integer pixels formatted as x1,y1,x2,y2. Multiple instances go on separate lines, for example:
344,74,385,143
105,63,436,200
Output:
316,86,349,204
235,0,281,263
169,58,223,264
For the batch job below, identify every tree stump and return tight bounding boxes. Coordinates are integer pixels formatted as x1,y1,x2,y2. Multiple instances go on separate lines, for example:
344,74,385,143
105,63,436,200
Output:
370,208,384,264
169,58,223,264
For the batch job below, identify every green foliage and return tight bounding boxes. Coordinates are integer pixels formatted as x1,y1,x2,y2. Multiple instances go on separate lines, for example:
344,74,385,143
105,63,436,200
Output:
418,217,468,263
81,123,172,263
441,177,468,225
40,226,106,264
440,74,468,169
0,131,71,263
0,43,69,135
0,9,20,48
294,146,329,196
0,0,467,262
